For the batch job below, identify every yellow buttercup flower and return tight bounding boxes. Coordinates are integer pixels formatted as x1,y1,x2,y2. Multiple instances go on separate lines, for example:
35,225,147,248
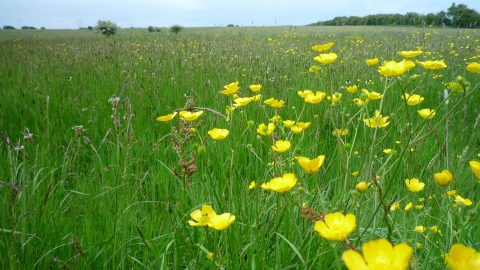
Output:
219,81,240,96
264,98,285,108
401,93,424,106
249,84,262,92
297,90,313,98
342,239,412,270
414,226,425,233
366,58,379,66
417,108,436,119
179,110,203,121
206,252,214,260
332,128,348,136
188,205,216,227
364,110,390,128
434,169,453,186
312,42,334,52
156,112,177,122
466,62,480,74
304,91,327,104
355,182,368,193
233,97,254,107
455,195,473,207
378,60,415,77
314,212,356,241
397,50,422,58
269,115,281,123
346,85,358,94
295,155,325,174
271,140,291,153
290,126,303,134
297,122,311,129
405,178,425,193
248,181,256,189
353,98,367,107
208,213,235,230
405,202,413,211
361,89,382,100
469,160,480,182
207,128,229,140
283,120,295,128
390,202,400,211
445,244,480,270
327,92,342,103
314,52,338,65
416,60,447,70
257,123,275,136
261,173,297,193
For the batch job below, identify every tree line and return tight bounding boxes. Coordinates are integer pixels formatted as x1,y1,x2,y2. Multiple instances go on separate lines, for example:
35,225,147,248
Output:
308,3,480,28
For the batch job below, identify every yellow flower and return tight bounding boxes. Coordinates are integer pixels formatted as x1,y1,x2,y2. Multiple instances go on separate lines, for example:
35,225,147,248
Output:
271,140,291,153
405,202,413,211
332,128,348,136
291,126,303,134
455,195,473,207
269,115,281,123
405,178,425,192
179,110,203,121
414,226,425,233
252,94,261,101
314,52,338,65
156,112,177,122
416,60,447,70
342,238,412,270
297,122,311,129
208,212,235,230
378,60,415,77
295,155,325,174
417,108,436,119
469,160,480,182
466,62,480,74
233,97,254,107
219,81,240,96
314,212,356,241
434,169,453,186
297,90,313,98
353,98,367,107
188,205,216,227
361,89,382,100
261,173,297,193
351,171,359,177
383,149,392,154
414,205,423,210
445,244,480,270
346,85,358,94
447,190,457,197
304,91,327,104
282,120,295,128
390,202,400,211
312,42,334,52
206,252,214,260
309,65,320,73
327,92,342,103
248,181,256,189
257,123,275,136
366,58,379,66
355,182,368,193
264,98,285,108
364,110,390,128
401,93,424,106
207,128,229,140
249,84,262,92
397,50,422,58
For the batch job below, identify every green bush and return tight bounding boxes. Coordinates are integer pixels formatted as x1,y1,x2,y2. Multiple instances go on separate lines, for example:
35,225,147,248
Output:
95,20,119,37
3,25,15,29
170,24,183,34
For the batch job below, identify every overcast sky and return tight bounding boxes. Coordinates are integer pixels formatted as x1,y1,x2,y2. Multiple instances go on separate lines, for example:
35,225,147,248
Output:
1,0,479,29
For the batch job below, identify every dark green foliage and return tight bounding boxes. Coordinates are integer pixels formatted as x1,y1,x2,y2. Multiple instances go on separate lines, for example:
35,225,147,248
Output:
95,20,119,36
170,24,183,34
3,25,15,29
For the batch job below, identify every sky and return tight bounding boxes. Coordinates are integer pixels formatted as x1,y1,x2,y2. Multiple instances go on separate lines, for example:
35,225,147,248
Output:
1,0,480,29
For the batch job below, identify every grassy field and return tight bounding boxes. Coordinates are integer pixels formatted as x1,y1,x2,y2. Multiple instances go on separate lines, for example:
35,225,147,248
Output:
1,26,480,269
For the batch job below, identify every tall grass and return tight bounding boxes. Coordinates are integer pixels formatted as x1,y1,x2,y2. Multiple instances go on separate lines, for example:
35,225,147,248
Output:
0,26,479,269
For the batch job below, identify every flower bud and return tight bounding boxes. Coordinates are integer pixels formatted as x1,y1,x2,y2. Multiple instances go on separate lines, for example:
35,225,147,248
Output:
355,181,368,193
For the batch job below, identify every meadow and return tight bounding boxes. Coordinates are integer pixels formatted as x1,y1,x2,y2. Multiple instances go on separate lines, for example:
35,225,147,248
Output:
0,25,480,269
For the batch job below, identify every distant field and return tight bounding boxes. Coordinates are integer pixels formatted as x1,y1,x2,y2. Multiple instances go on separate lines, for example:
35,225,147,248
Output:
1,25,479,269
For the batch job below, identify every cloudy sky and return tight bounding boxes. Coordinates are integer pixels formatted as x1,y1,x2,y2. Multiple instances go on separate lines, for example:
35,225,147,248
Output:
1,0,479,29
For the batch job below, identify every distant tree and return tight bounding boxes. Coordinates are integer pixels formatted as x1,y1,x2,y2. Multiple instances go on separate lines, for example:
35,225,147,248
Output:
170,25,183,34
227,24,234,27
448,3,480,27
88,26,93,30
95,20,119,36
21,26,36,29
3,25,15,29
41,27,46,29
